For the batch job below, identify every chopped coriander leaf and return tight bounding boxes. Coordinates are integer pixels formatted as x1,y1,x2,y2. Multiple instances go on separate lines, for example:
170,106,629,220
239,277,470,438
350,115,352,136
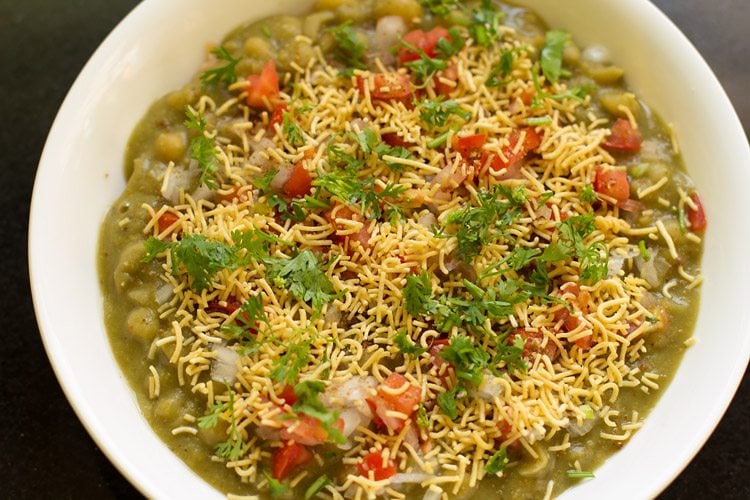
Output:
231,227,281,261
328,22,367,75
419,0,460,17
184,107,219,188
436,385,460,419
263,471,290,497
292,380,346,444
540,30,568,83
526,116,553,126
491,335,527,374
268,192,307,222
270,340,311,385
435,27,466,58
305,475,331,499
416,403,429,429
530,63,593,106
581,183,597,203
260,24,273,39
445,185,525,261
197,398,228,429
314,168,406,221
282,111,305,147
485,447,509,474
351,128,412,171
404,270,437,316
404,48,448,85
638,240,651,261
566,470,596,479
264,250,338,313
212,387,248,461
426,130,451,149
486,48,517,87
252,169,278,192
540,214,608,285
143,234,239,291
200,46,240,89
419,97,471,130
539,191,555,204
438,335,490,387
676,205,687,232
394,329,428,356
469,0,504,47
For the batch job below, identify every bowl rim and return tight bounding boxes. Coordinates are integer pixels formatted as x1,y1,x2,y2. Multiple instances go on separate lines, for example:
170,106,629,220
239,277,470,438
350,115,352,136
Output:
28,0,750,499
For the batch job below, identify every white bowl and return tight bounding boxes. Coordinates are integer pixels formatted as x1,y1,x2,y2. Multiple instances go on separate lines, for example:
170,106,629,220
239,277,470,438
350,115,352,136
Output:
29,0,750,498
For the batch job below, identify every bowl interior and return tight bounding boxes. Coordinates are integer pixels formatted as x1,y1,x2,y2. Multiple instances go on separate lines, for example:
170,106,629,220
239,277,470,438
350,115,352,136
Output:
29,0,750,498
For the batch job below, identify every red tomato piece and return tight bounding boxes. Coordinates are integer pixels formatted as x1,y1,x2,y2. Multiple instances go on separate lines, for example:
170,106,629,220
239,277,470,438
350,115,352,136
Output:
205,296,242,315
279,414,330,446
510,328,558,361
553,308,580,333
602,119,641,152
398,26,451,65
271,442,313,480
157,212,180,234
594,166,630,202
268,102,287,131
435,63,458,96
366,398,387,431
282,164,312,198
378,373,421,415
484,127,541,178
452,133,487,159
382,133,410,148
279,385,298,406
358,451,397,481
688,192,707,233
357,72,413,103
247,60,280,110
324,204,372,251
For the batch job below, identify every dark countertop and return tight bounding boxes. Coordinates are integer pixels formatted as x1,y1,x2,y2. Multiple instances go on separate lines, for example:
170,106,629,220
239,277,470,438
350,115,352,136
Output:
0,0,747,498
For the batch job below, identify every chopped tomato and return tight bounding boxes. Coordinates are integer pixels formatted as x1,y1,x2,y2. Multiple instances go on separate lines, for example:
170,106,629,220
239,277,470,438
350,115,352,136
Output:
482,127,541,179
594,166,630,202
553,308,580,333
428,339,451,371
157,212,180,234
279,414,332,446
324,204,371,251
366,398,387,431
205,296,242,315
247,60,280,110
688,192,707,233
358,451,397,481
369,373,421,432
452,133,487,159
279,385,298,406
357,72,413,103
435,63,458,96
398,27,452,65
617,198,644,212
282,164,312,198
220,185,251,203
268,102,287,131
382,132,410,148
510,328,558,361
602,119,641,151
271,442,313,480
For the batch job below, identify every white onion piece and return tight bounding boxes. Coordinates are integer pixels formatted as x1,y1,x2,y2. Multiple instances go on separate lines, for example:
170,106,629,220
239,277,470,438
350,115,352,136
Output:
339,407,370,439
324,376,377,419
473,372,504,401
608,254,625,277
210,345,240,383
389,472,434,485
248,138,276,169
567,416,598,437
443,256,460,273
417,211,436,228
161,164,195,203
191,184,215,202
155,283,174,305
270,165,293,190
255,425,281,441
636,249,670,288
350,118,368,133
373,16,406,65
582,44,611,65
324,303,342,324
403,423,420,449
422,486,444,500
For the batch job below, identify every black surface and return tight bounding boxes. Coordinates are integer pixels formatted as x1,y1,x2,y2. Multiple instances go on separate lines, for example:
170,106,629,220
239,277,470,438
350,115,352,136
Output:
0,0,747,498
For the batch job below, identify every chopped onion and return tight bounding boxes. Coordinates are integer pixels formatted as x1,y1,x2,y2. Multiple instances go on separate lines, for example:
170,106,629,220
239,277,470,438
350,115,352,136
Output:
155,283,174,305
210,345,240,383
635,249,670,288
248,138,276,169
270,165,293,190
582,44,610,65
567,416,598,437
191,184,215,202
161,164,196,203
389,472,434,485
422,486,444,500
417,211,436,228
373,16,406,65
255,425,280,441
473,372,504,401
324,303,341,324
